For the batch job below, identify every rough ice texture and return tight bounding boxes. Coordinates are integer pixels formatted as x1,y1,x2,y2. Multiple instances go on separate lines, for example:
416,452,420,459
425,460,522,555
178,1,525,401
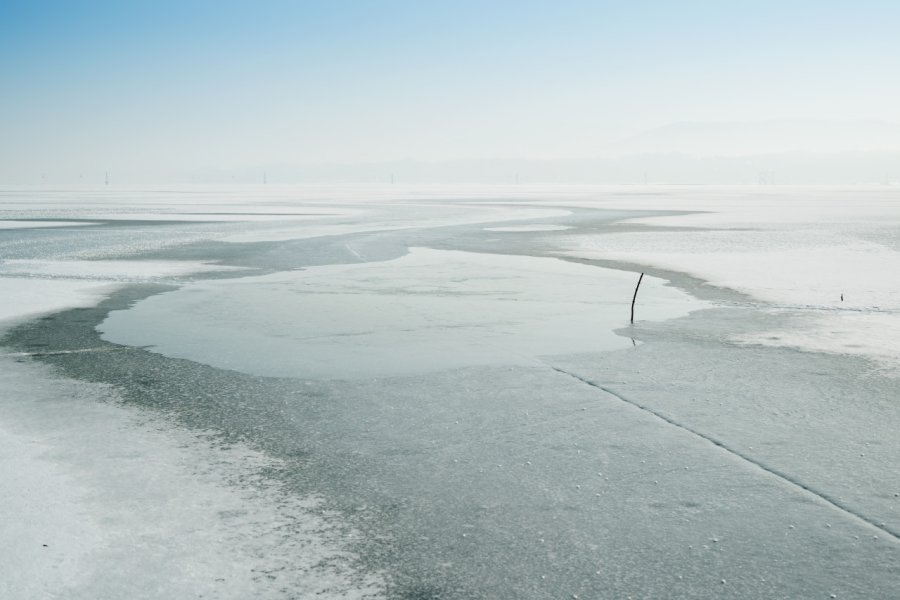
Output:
0,356,384,600
0,241,381,597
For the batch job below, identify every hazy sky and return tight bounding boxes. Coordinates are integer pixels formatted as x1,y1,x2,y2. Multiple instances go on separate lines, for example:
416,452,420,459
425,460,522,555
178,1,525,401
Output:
2,0,900,180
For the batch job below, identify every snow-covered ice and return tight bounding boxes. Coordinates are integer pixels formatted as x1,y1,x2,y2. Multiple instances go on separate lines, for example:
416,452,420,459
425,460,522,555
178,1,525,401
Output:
0,279,115,325
559,186,900,371
219,206,571,243
483,224,572,232
0,220,98,229
0,259,245,281
0,357,385,600
2,184,900,599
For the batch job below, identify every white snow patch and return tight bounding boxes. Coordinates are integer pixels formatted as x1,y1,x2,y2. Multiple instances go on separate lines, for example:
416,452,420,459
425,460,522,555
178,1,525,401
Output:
0,260,244,281
222,207,571,243
82,212,346,222
0,220,98,229
484,224,571,232
0,279,116,329
560,187,900,369
736,310,900,375
0,261,244,332
564,240,900,310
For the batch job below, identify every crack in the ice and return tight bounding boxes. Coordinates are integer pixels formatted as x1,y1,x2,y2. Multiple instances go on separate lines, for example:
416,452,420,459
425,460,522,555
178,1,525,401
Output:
549,365,900,544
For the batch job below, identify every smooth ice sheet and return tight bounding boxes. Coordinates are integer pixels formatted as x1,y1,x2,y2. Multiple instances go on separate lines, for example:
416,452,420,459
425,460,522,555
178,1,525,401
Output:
99,248,703,379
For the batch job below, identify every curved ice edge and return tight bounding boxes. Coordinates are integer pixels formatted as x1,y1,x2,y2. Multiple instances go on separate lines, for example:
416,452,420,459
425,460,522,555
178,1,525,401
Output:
0,289,387,598
556,251,900,374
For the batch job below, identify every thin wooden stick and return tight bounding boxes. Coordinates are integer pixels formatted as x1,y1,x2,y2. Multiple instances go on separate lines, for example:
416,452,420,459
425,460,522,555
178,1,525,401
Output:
630,273,644,324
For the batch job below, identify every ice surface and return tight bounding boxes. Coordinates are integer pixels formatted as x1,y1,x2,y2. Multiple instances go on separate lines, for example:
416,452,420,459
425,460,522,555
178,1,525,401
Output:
738,310,900,373
560,186,900,369
0,220,97,229
0,278,116,328
0,259,245,281
3,184,900,598
566,231,899,309
99,248,702,379
0,357,384,599
483,224,572,232
0,260,245,332
78,212,341,222
219,206,572,243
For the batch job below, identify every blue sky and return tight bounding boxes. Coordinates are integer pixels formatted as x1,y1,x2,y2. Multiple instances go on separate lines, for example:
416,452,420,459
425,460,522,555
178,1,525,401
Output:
2,1,899,181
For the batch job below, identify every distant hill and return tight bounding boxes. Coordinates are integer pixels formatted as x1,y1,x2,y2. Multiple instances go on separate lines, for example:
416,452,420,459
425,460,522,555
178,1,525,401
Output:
612,119,900,157
201,150,900,185
9,119,900,185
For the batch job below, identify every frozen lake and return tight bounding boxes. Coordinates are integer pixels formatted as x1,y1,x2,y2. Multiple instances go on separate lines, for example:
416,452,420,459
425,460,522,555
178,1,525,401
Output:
99,248,700,379
1,185,899,599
